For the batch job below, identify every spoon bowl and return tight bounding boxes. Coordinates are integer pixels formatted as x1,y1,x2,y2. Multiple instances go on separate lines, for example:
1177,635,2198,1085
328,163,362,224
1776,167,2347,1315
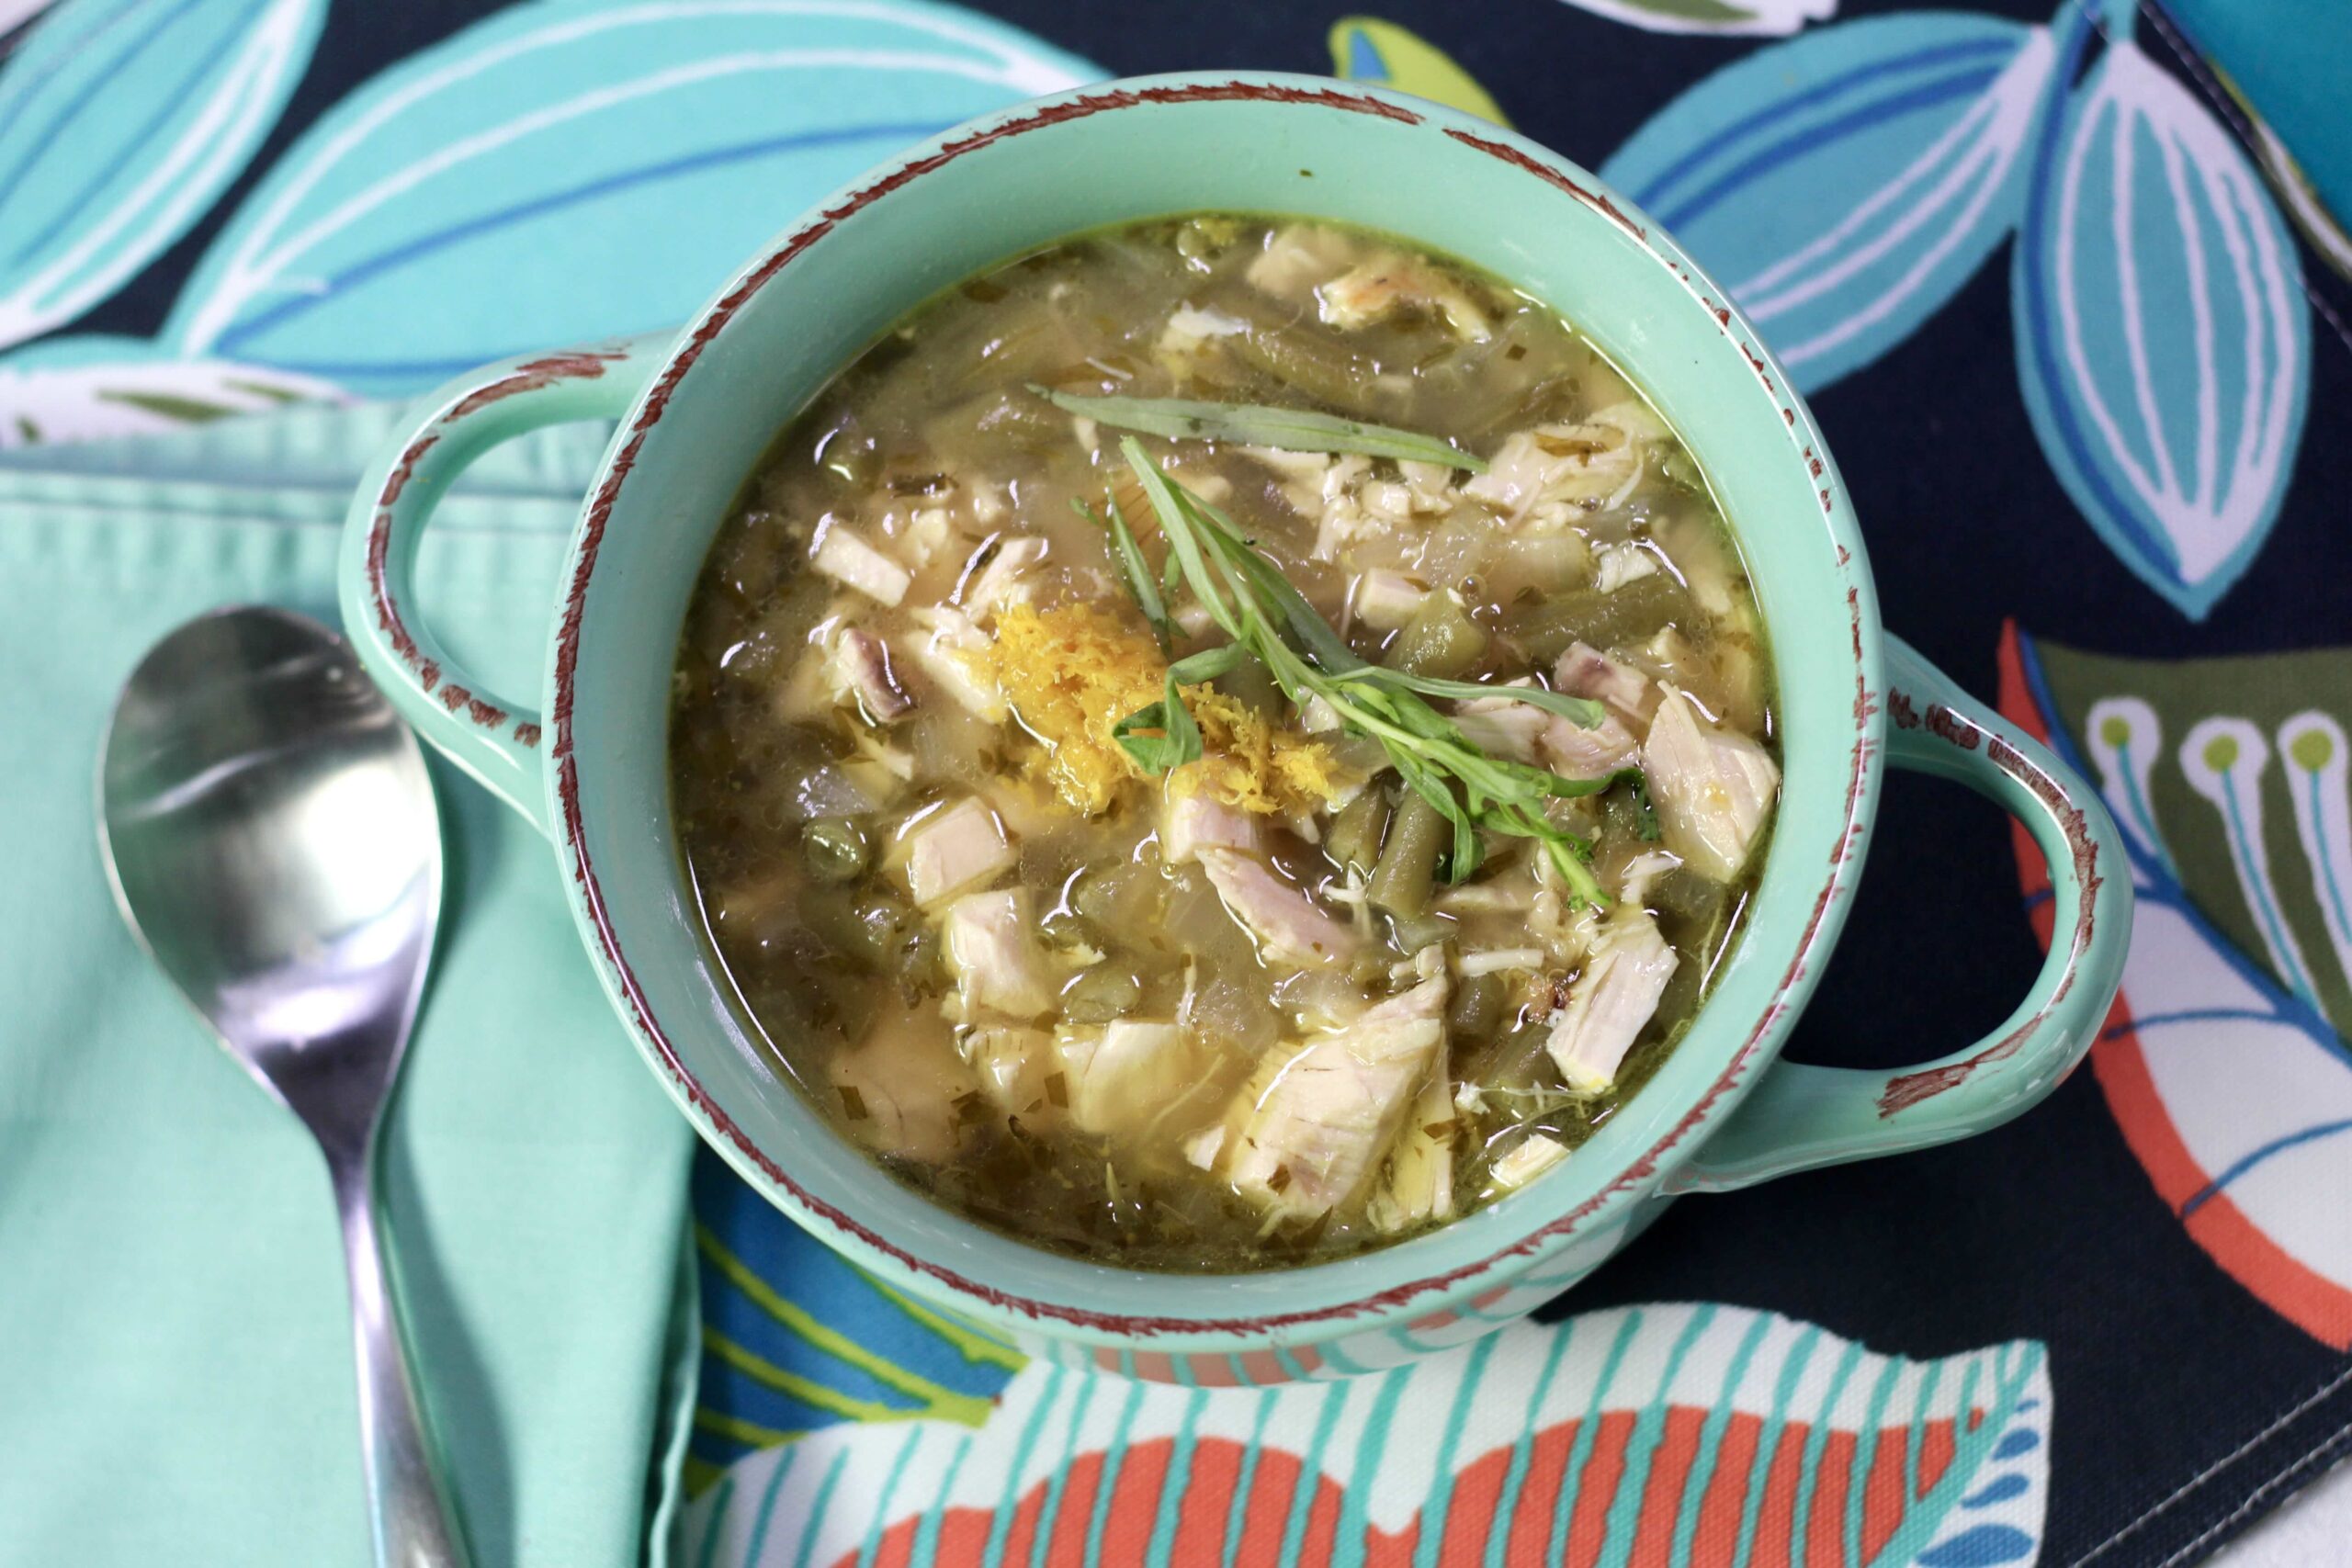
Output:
98,605,470,1568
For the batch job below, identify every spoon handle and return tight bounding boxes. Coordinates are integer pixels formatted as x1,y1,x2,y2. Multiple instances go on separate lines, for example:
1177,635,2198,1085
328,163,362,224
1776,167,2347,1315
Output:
332,1148,474,1568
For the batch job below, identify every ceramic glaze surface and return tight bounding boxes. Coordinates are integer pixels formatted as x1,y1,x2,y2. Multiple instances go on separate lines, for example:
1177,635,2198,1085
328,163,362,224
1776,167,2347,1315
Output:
339,72,2130,1377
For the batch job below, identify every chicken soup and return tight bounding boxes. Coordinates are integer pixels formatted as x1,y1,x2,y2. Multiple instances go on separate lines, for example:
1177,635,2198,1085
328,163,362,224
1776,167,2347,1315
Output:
669,215,1779,1269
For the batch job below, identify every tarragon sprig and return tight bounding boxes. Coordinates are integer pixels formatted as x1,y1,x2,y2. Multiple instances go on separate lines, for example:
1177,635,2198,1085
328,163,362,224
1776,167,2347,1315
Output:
1105,436,1623,907
1036,385,1487,471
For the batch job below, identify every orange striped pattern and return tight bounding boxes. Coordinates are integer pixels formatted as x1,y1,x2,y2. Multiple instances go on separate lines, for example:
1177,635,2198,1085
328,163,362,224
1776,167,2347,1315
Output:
821,1410,1973,1565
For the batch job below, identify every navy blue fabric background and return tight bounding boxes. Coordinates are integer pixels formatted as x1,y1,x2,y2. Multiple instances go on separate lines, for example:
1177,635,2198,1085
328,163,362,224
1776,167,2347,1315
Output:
39,1,2350,1561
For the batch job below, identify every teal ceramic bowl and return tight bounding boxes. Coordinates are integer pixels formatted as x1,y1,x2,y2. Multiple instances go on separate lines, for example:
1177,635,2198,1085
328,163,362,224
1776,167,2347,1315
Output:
340,73,2131,1383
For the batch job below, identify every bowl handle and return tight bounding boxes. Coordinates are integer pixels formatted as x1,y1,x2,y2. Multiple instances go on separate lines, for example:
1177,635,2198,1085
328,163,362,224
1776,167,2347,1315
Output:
337,337,665,838
1664,635,2132,1193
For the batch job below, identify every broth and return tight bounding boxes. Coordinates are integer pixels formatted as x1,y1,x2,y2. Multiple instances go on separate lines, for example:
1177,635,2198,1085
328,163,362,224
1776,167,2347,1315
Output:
669,215,1778,1270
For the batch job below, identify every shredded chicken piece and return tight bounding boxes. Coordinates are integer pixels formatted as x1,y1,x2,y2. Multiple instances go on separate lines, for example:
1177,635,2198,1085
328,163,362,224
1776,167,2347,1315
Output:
1317,253,1493,342
902,797,1015,907
1244,448,1378,562
943,889,1058,1021
1225,973,1450,1217
1555,641,1652,718
899,506,954,571
1396,460,1458,513
830,1001,974,1163
1616,850,1682,908
1594,542,1661,592
1370,1072,1458,1233
1156,302,1249,379
1244,224,1360,301
1545,909,1677,1093
1200,849,1364,970
1539,710,1641,781
1488,1133,1571,1193
811,521,911,604
962,1024,1054,1115
1056,1019,1193,1134
1458,947,1545,976
1642,687,1780,881
1162,792,1262,866
1351,569,1430,633
1453,685,1554,764
960,535,1049,621
903,607,1006,722
1464,407,1664,526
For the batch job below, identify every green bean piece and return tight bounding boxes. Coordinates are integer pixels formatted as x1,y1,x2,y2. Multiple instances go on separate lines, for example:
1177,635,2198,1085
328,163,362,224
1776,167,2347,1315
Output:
1646,865,1729,926
1040,901,1101,951
1446,972,1507,1041
1500,573,1690,664
1219,301,1389,415
897,922,944,988
1061,964,1144,1025
1389,593,1488,680
805,889,909,971
1211,653,1284,718
1368,794,1450,918
802,816,870,883
1390,912,1455,954
1327,788,1393,876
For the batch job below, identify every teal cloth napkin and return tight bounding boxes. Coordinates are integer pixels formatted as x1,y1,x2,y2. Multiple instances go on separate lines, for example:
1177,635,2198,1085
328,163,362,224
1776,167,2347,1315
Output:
0,407,698,1565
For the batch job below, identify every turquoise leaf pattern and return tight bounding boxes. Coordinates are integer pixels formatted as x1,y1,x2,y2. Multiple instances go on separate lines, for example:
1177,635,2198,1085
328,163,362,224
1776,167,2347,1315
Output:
0,0,324,348
679,1301,2051,1567
2012,29,2311,621
1600,12,2053,394
159,0,1099,398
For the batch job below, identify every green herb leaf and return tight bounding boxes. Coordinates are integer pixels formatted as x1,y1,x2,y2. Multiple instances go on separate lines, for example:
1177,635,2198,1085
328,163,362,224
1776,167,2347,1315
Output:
1115,439,1636,908
1075,495,1173,652
1168,644,1250,683
1038,386,1487,471
1626,772,1662,840
1113,671,1204,774
1337,667,1606,728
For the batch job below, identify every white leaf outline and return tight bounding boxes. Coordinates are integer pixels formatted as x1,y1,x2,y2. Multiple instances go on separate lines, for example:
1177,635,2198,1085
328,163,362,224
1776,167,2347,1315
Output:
2047,42,2306,592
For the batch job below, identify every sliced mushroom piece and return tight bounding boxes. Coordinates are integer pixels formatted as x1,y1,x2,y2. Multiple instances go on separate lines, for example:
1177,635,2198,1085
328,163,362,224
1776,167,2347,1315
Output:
834,626,913,722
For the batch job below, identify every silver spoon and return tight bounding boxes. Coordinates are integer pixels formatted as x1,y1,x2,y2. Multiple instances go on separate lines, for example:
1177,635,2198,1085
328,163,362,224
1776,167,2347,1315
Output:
97,606,472,1568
